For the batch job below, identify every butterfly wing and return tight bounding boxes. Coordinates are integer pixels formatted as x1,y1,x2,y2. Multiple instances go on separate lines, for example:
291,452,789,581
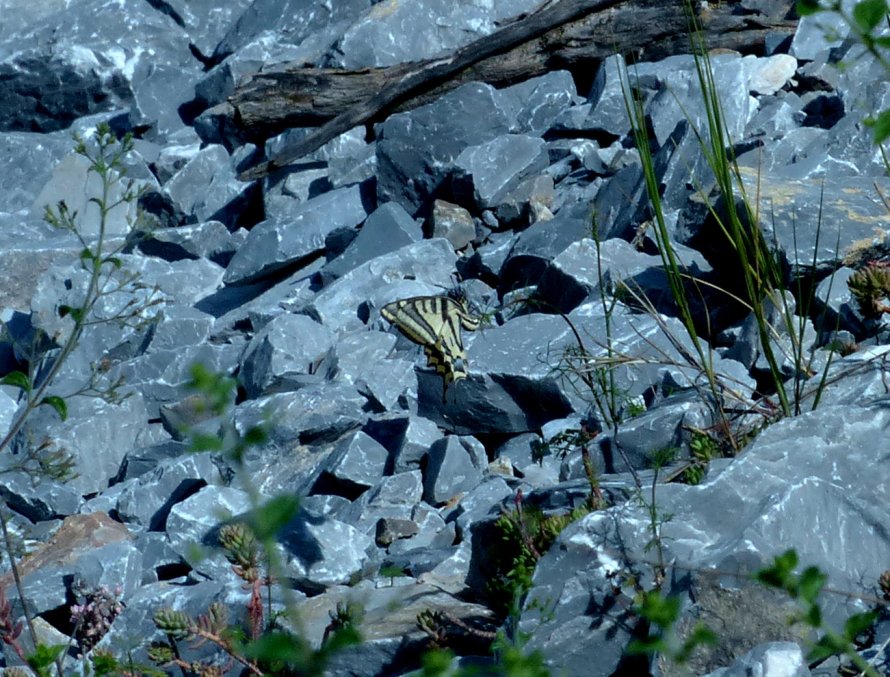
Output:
381,295,478,396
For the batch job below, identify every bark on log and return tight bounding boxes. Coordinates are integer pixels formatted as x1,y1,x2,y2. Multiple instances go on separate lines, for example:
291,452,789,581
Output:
234,0,796,181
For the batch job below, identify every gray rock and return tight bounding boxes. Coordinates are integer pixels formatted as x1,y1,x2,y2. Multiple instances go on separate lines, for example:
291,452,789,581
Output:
313,430,390,498
31,152,150,239
0,132,75,213
212,0,369,62
428,200,476,251
18,392,151,497
330,0,539,69
536,237,665,314
224,184,368,285
743,173,890,271
116,451,225,529
163,144,259,229
499,200,596,292
235,382,368,446
363,413,444,473
309,238,459,332
451,134,549,210
702,641,811,677
523,403,890,673
451,475,513,537
376,82,514,213
318,201,420,284
239,313,336,397
282,512,375,590
288,582,496,675
423,436,486,506
333,330,413,410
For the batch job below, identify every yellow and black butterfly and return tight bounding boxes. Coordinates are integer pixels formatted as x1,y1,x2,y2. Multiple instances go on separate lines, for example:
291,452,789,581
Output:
381,289,480,401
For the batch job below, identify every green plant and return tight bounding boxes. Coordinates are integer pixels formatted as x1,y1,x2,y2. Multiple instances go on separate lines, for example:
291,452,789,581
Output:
847,262,890,316
0,123,161,676
681,428,719,486
627,590,717,664
487,490,592,618
143,365,361,675
755,549,883,676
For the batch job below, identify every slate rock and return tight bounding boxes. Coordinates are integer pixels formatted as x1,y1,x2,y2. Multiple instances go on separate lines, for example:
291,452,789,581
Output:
18,392,151,497
375,517,419,547
498,200,596,292
451,134,548,211
422,436,486,506
312,430,390,499
0,132,75,213
376,82,514,214
335,469,425,536
97,580,227,670
235,382,367,446
743,172,890,271
0,470,82,522
309,238,459,333
224,184,368,285
31,152,149,239
239,313,336,397
330,0,539,69
281,512,375,590
115,451,225,530
318,201,420,285
522,404,890,673
211,0,370,62
290,582,496,675
386,504,454,554
163,144,259,229
363,413,444,473
0,513,136,616
333,330,413,410
536,237,666,314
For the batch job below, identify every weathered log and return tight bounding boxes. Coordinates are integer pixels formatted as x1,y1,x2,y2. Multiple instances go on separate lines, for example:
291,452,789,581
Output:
235,0,796,181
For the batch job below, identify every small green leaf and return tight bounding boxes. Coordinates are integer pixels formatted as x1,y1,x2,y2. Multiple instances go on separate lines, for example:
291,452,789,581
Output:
803,602,822,627
626,635,667,656
853,0,887,32
844,610,878,641
190,432,224,452
59,305,85,323
874,35,890,48
634,590,681,627
249,495,300,541
798,566,827,604
866,109,890,144
807,632,849,663
102,256,123,269
26,643,66,677
755,549,798,590
419,648,456,677
1,371,32,392
40,395,67,421
795,0,823,16
80,247,95,262
243,425,268,446
244,630,310,665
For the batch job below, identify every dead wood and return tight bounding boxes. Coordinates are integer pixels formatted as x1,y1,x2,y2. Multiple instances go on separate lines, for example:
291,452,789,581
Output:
234,0,796,181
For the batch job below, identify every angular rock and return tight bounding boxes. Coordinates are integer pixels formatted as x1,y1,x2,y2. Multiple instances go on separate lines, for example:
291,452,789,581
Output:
423,436,486,506
239,313,336,397
224,184,368,285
